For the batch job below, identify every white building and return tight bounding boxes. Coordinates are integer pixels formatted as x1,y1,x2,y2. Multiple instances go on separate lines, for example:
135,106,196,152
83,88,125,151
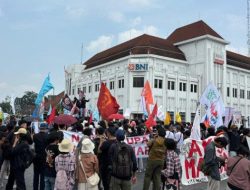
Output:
65,20,250,125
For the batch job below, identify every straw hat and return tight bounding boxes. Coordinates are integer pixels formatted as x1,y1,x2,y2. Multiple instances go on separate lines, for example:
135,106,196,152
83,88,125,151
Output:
14,128,27,135
81,138,95,154
59,139,73,153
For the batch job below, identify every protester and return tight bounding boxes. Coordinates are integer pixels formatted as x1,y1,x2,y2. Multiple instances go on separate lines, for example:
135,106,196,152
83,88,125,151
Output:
227,145,250,190
164,125,174,140
173,125,183,154
44,131,60,190
33,123,49,190
204,136,228,190
161,138,181,190
108,129,137,190
227,125,241,157
240,128,250,151
143,126,166,190
76,138,99,190
54,139,76,190
6,128,34,190
99,127,117,190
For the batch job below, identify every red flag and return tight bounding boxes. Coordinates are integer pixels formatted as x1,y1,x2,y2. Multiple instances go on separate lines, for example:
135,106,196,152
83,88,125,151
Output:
89,112,93,124
141,80,154,114
97,83,120,120
145,103,158,131
47,107,56,124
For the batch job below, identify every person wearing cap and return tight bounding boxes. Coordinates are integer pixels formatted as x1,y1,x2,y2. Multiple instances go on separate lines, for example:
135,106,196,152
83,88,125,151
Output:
6,128,30,189
54,139,76,190
76,138,99,190
108,129,137,190
33,123,49,190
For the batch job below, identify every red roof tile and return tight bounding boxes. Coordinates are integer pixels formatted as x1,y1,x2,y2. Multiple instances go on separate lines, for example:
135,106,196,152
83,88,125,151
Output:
84,34,186,69
166,20,224,44
227,51,250,70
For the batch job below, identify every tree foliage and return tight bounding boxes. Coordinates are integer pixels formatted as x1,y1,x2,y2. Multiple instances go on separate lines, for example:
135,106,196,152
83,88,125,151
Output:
0,96,13,114
15,91,37,115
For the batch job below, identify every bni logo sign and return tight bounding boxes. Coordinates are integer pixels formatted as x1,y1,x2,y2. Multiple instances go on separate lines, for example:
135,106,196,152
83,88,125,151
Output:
128,63,148,71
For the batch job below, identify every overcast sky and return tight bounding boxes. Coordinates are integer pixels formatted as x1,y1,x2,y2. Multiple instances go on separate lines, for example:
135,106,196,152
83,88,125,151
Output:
0,0,248,101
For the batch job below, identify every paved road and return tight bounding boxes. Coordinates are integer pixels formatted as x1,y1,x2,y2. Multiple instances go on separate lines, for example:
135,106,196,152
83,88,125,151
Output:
2,165,228,190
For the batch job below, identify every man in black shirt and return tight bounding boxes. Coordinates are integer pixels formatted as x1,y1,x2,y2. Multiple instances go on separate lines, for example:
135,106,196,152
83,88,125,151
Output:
99,127,117,190
33,123,48,190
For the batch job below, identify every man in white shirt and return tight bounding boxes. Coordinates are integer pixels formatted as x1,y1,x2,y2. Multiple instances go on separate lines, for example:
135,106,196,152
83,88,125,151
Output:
164,125,175,140
173,125,183,154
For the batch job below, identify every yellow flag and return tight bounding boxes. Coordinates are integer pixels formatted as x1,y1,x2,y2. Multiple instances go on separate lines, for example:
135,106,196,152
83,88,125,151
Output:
164,112,171,125
176,112,182,123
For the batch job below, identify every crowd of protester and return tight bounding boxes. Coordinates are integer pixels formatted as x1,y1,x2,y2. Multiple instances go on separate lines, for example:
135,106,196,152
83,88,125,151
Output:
0,115,249,190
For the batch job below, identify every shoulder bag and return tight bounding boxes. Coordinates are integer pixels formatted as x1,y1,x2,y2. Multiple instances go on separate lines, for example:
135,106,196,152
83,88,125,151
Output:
79,155,100,187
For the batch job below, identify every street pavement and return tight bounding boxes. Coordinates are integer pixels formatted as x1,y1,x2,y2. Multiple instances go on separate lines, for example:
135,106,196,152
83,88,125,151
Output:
2,165,228,190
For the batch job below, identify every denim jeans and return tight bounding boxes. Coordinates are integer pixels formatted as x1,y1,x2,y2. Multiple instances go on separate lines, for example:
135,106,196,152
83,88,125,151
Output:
44,177,55,190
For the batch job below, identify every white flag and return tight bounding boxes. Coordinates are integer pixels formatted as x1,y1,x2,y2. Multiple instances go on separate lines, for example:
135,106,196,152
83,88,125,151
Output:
200,82,225,128
157,105,165,121
190,105,201,140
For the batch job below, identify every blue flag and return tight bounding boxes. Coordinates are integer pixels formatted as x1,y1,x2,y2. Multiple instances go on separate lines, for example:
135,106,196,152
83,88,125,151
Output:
32,105,40,119
35,75,54,105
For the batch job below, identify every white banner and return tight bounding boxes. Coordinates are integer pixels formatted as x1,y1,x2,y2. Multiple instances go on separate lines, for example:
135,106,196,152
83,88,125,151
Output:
180,136,228,185
125,135,150,158
63,130,83,147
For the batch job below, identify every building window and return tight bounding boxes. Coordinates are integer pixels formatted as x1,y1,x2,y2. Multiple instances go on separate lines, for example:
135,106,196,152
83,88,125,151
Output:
88,85,92,93
168,81,175,90
179,82,186,92
227,87,230,97
72,88,75,95
233,88,237,98
133,77,144,87
191,113,196,122
154,79,163,89
247,91,250,100
95,84,100,92
190,84,197,93
118,79,124,88
240,89,245,99
179,112,185,122
110,81,115,90
169,111,174,122
83,86,86,93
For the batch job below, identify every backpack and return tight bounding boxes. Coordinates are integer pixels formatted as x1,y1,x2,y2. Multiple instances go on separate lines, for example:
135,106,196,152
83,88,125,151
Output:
54,170,70,190
112,143,133,178
16,145,35,170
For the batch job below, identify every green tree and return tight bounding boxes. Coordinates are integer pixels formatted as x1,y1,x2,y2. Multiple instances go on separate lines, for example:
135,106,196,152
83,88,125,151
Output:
0,96,13,114
15,91,37,115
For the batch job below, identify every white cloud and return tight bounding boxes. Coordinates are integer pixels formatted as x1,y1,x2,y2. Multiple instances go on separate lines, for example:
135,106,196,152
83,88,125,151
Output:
131,16,142,27
65,6,85,19
109,11,125,23
86,35,114,53
118,25,158,43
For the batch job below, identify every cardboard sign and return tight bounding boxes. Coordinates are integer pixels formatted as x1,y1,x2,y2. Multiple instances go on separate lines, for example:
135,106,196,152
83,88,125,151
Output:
180,136,228,185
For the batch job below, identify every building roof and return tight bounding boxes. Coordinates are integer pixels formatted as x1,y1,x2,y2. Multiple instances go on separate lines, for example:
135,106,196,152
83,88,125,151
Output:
84,34,186,69
166,20,224,44
226,51,250,70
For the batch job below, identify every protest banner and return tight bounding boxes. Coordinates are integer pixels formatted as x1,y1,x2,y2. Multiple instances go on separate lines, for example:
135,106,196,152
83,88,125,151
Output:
180,136,228,185
224,107,235,126
63,130,83,147
233,111,242,127
125,135,150,158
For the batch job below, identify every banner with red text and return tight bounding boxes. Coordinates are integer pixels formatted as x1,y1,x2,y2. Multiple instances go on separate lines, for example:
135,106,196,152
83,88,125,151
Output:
63,130,83,147
180,136,228,185
125,135,150,158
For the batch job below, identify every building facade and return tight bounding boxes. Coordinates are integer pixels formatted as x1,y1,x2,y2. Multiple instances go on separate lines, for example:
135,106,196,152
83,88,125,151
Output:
65,20,250,125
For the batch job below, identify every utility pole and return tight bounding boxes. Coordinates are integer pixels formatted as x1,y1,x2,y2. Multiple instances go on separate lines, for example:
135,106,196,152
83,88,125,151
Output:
247,0,250,56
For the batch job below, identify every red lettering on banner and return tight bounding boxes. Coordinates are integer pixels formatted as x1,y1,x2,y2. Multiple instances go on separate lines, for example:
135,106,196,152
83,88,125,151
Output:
185,159,196,179
137,146,144,155
142,136,149,143
188,140,202,158
126,137,134,144
72,135,80,143
134,137,141,144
